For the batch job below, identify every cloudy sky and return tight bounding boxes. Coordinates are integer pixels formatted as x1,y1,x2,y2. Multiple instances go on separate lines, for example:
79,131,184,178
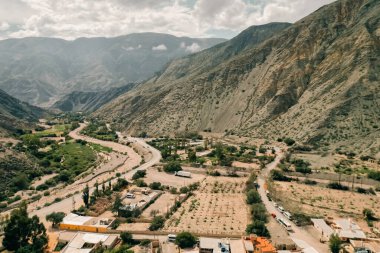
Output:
0,0,335,40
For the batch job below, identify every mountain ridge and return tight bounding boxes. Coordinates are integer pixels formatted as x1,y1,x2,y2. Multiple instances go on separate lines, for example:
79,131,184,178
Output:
0,33,226,106
95,0,380,154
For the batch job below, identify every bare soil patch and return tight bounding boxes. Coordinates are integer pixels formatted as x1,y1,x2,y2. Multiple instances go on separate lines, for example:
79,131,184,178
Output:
163,177,249,235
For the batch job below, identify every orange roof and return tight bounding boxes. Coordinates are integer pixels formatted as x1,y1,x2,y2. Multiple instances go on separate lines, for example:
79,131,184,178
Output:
253,237,276,253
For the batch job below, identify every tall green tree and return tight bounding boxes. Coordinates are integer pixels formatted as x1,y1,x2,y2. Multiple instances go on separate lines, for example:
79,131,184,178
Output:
3,202,48,253
112,194,122,217
329,234,342,253
83,184,90,207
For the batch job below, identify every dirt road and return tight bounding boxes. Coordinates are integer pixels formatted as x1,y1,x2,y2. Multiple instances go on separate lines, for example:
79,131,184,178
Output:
26,123,161,225
257,148,329,253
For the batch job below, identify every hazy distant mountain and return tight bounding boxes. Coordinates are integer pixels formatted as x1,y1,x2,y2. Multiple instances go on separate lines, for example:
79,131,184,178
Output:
96,0,380,154
0,89,44,134
0,33,226,106
51,83,136,112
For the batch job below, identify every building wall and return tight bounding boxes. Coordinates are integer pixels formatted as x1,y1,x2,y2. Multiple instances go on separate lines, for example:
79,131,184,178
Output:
59,224,108,233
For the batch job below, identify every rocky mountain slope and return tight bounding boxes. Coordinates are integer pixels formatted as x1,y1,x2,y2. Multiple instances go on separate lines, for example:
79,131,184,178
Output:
0,89,44,134
51,83,136,112
96,0,380,154
0,34,225,106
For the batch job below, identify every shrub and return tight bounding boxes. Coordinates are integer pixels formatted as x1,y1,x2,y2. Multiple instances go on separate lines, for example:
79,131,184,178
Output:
246,221,270,237
120,231,134,244
175,232,197,248
163,162,182,173
134,179,147,187
246,190,261,204
283,138,295,146
149,182,162,190
149,216,165,231
327,182,349,191
132,170,146,180
271,170,291,182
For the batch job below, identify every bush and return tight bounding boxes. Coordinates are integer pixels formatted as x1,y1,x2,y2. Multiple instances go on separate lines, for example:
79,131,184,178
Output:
246,190,261,204
120,231,134,244
271,170,292,182
368,170,380,181
163,162,182,173
149,216,165,231
283,138,295,146
251,203,267,222
304,179,317,185
246,221,270,237
149,182,162,190
132,170,146,180
175,232,197,248
327,182,349,191
134,179,147,187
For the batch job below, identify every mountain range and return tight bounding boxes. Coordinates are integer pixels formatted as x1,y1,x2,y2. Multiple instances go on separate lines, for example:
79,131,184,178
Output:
95,0,380,154
0,34,225,106
0,89,44,135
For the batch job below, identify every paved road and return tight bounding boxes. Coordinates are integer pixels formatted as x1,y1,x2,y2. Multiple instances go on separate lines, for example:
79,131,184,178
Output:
257,148,328,253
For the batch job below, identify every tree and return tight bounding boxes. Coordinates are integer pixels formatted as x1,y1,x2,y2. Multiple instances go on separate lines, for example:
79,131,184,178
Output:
83,184,90,207
149,216,165,231
188,150,197,163
246,189,262,204
94,181,100,197
120,231,134,244
3,202,48,253
163,161,182,173
175,232,197,248
283,138,295,146
46,212,65,228
132,170,146,180
112,194,122,217
329,234,342,253
149,182,162,190
246,221,270,237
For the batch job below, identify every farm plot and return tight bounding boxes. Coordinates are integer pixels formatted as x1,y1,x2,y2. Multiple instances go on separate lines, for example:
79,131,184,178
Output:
144,168,205,187
142,193,177,218
164,177,249,235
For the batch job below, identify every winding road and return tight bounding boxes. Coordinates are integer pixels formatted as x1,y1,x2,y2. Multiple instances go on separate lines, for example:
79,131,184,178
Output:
28,123,161,224
257,148,328,253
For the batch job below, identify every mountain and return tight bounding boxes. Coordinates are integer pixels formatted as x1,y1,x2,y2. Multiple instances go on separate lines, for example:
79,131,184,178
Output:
0,34,226,106
51,83,136,112
95,0,380,154
0,89,44,134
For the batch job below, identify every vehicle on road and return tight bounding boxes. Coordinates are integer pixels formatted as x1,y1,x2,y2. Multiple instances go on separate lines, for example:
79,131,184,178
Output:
278,206,285,213
168,234,177,242
271,213,276,218
284,211,292,220
277,217,292,231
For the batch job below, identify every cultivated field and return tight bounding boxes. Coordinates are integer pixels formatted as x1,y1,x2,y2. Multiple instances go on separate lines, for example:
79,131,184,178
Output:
142,192,177,218
164,177,249,235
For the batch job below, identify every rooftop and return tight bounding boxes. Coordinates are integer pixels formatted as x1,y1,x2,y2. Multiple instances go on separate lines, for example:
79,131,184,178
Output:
61,232,118,253
62,213,114,228
334,219,366,239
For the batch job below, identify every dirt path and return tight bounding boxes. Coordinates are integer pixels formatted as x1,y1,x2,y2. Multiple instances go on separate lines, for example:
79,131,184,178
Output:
19,123,161,226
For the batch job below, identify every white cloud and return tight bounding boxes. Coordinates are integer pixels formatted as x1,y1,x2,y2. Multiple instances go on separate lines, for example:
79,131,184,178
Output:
152,44,168,51
185,42,201,53
0,0,335,40
0,22,9,31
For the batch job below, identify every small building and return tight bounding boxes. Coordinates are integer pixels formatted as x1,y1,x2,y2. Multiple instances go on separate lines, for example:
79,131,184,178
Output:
242,235,276,253
333,219,366,240
59,232,119,253
311,219,334,242
199,238,230,253
59,213,115,233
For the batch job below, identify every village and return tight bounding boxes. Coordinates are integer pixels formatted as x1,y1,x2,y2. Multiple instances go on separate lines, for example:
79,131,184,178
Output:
0,118,380,253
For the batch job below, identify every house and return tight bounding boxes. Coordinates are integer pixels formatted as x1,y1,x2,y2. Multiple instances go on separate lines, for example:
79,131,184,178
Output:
242,235,276,253
348,239,380,253
59,213,115,233
199,238,230,253
58,231,119,253
333,219,366,240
